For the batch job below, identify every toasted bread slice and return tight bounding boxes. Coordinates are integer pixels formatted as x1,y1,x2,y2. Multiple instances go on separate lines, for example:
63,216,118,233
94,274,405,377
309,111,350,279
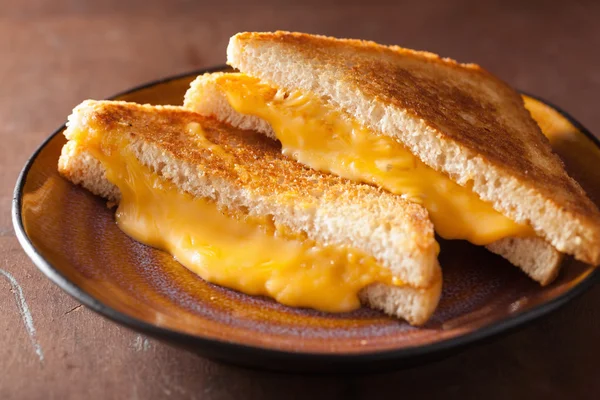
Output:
225,31,600,266
58,100,442,325
184,72,563,285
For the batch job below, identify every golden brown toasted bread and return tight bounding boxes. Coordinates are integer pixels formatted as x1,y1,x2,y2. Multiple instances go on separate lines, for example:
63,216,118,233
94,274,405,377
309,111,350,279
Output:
226,31,600,266
58,100,442,325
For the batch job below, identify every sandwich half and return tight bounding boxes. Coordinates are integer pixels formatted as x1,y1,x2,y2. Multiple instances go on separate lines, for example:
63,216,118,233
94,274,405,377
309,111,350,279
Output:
183,31,600,285
58,100,442,325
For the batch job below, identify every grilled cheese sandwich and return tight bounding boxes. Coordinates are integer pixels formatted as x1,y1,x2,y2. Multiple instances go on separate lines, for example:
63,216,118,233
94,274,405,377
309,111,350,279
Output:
59,100,442,325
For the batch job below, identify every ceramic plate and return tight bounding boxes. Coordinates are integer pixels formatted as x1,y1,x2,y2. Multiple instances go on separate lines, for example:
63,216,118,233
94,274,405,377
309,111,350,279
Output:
12,67,600,372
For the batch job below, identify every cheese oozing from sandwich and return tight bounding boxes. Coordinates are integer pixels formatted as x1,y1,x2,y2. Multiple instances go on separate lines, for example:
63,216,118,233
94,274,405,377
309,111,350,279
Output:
213,74,534,245
67,124,405,313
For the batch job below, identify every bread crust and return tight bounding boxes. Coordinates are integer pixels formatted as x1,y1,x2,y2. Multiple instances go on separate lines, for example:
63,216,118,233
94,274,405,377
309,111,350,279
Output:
227,31,600,265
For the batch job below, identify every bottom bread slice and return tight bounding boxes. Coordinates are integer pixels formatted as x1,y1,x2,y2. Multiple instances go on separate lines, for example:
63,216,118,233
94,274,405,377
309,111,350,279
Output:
486,237,562,285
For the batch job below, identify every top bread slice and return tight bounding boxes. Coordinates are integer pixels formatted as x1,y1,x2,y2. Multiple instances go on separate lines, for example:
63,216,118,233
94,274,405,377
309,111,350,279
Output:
226,31,600,266
58,100,443,324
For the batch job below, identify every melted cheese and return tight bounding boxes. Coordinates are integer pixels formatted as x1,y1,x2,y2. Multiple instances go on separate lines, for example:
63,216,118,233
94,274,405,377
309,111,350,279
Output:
219,74,534,245
69,126,400,313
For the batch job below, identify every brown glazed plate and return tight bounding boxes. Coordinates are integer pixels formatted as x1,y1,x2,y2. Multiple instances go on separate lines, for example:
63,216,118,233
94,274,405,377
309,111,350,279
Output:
12,66,600,373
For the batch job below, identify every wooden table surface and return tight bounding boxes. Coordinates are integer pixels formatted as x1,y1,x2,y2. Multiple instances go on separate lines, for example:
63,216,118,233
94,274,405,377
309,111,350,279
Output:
2,0,600,398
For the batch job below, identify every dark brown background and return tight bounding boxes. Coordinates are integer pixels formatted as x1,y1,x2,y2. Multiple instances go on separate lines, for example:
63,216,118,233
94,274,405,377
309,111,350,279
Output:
2,0,600,398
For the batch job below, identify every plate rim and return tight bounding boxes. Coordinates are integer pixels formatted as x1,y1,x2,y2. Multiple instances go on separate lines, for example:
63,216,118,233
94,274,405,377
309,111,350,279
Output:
11,65,600,366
